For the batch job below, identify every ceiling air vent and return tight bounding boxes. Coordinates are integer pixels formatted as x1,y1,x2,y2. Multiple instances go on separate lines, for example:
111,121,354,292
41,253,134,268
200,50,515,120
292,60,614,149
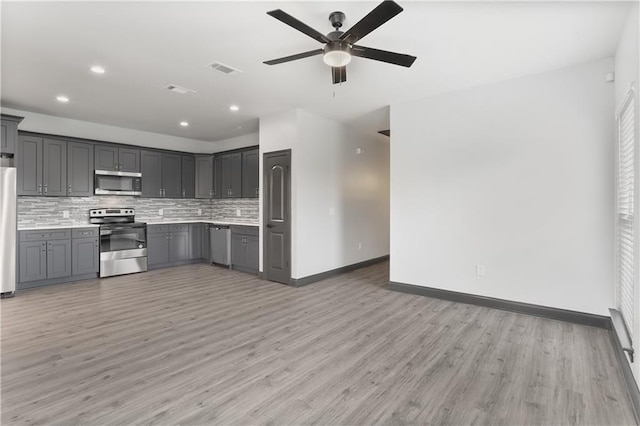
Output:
165,84,196,95
208,62,243,75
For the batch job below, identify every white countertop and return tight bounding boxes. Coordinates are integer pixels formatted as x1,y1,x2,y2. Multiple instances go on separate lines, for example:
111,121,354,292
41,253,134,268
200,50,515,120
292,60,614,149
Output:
18,221,258,231
18,224,101,231
146,220,259,227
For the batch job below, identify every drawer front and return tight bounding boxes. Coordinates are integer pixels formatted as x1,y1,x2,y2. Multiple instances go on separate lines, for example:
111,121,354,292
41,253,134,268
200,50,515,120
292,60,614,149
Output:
168,224,189,232
230,225,258,236
20,229,71,242
147,224,168,234
71,228,99,238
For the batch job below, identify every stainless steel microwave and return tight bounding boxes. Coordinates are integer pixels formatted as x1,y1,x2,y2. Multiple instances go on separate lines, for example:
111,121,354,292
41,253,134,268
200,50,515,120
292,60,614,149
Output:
94,170,142,196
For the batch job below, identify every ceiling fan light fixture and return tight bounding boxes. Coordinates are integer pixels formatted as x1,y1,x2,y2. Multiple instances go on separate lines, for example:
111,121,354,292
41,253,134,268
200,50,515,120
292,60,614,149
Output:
323,42,352,67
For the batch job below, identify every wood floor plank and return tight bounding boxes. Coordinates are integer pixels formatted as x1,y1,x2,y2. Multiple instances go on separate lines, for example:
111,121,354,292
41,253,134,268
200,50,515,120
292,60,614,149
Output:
1,261,635,425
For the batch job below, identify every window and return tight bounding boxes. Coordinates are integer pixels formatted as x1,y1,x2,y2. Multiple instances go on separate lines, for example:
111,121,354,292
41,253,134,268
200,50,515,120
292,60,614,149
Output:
617,88,636,341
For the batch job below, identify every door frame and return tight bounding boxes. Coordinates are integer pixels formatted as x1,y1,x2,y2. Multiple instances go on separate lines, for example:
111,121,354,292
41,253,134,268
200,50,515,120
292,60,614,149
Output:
262,149,292,284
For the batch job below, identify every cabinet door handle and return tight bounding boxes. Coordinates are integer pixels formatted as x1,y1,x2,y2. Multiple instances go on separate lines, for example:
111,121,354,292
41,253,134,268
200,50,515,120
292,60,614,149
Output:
44,184,48,194
159,188,163,196
38,184,42,194
209,189,213,197
68,185,72,194
182,189,186,198
255,187,259,196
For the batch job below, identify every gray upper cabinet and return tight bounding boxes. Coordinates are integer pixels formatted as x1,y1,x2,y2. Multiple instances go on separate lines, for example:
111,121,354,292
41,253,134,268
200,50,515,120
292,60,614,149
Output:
162,153,182,198
181,155,195,198
95,145,140,172
242,149,259,198
195,156,213,199
141,150,162,198
141,150,184,198
42,139,67,196
1,114,23,155
17,135,43,196
119,148,140,173
68,142,94,197
17,136,67,197
221,152,242,198
213,155,222,199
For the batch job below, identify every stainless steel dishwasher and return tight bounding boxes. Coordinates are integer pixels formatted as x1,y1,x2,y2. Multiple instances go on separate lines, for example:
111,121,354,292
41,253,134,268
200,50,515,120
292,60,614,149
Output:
210,225,231,266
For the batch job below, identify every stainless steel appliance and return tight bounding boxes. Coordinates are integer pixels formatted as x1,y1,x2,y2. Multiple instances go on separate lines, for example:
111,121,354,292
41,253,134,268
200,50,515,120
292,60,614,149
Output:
0,165,17,297
90,208,147,277
94,170,142,196
210,225,231,266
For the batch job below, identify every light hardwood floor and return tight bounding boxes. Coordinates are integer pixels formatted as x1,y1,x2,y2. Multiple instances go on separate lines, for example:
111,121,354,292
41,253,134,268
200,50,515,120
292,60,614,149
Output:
1,262,636,425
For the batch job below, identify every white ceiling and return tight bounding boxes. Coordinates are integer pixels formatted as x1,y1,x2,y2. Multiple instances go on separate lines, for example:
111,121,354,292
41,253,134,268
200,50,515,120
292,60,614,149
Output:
0,1,632,142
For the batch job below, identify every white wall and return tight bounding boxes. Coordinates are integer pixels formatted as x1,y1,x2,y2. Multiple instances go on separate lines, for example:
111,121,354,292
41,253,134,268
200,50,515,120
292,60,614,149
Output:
614,4,640,383
391,57,615,315
258,109,299,275
259,109,390,279
1,107,256,153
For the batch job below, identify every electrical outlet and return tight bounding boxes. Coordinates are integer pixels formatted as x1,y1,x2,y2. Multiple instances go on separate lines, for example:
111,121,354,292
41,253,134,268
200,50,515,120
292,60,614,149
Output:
197,209,202,216
62,210,69,218
476,264,486,276
158,209,164,216
358,242,362,251
236,209,241,217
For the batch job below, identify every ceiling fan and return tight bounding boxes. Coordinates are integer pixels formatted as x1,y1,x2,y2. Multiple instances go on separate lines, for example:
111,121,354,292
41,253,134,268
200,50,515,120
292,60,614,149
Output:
263,0,417,84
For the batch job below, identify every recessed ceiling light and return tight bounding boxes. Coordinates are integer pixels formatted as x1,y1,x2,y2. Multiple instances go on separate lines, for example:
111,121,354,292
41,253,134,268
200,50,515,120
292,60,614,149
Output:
236,126,243,130
90,65,105,74
56,95,69,103
180,121,189,127
229,105,239,112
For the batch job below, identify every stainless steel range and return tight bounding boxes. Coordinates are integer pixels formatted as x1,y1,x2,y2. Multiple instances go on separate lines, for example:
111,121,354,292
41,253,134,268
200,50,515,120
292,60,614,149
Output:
90,208,147,278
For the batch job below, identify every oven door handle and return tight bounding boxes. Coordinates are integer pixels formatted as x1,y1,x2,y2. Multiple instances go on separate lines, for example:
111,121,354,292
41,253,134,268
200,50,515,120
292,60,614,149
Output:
101,225,147,232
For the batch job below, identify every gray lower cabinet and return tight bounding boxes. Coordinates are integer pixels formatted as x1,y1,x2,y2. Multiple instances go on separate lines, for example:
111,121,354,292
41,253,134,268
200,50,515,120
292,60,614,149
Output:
182,155,195,198
242,149,259,198
202,224,211,261
19,241,47,282
72,237,99,275
68,142,94,197
46,239,72,279
147,224,193,267
190,224,202,259
1,114,23,155
147,229,170,266
18,228,99,288
169,230,190,262
230,226,259,273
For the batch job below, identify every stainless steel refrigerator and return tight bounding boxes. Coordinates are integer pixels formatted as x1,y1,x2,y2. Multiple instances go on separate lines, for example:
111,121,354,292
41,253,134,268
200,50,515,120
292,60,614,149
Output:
0,166,17,297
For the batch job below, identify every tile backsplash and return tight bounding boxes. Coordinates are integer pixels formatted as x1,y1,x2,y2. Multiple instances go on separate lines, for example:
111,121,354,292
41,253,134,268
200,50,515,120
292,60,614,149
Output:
17,196,259,227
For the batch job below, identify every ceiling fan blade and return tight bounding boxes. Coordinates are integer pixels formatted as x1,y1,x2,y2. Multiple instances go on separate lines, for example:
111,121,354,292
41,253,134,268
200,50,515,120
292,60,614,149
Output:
340,1,403,45
267,9,331,44
352,45,416,67
264,49,324,65
331,66,347,84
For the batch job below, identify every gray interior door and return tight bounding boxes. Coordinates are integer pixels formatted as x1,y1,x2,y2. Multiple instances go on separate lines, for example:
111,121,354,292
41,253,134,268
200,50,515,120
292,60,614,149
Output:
263,150,291,284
